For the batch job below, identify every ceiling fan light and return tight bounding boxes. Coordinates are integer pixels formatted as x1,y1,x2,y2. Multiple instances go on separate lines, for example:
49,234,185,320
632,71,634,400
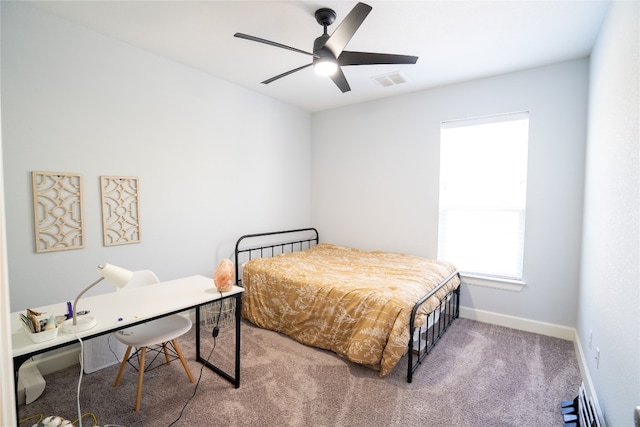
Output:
314,59,338,76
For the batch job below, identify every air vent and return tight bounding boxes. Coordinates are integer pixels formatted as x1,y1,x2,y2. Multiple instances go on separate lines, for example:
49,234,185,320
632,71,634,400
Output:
371,71,408,88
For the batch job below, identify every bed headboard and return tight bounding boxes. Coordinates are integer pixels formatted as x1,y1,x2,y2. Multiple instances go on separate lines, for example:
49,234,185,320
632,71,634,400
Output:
234,227,319,286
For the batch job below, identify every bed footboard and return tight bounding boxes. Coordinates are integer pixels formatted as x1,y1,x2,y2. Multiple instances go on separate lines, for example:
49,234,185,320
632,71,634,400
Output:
407,270,461,383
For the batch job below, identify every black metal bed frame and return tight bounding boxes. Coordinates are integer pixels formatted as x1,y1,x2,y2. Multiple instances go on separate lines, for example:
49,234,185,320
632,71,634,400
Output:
234,227,460,383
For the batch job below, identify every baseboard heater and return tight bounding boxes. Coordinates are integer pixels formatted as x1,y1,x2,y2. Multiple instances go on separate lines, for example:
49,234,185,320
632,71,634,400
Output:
578,383,602,427
565,383,602,426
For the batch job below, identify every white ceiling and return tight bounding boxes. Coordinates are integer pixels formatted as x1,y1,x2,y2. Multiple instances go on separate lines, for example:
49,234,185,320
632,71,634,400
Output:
27,0,610,113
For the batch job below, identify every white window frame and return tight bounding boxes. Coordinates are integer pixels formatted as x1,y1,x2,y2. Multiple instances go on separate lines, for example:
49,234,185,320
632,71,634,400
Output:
437,111,529,290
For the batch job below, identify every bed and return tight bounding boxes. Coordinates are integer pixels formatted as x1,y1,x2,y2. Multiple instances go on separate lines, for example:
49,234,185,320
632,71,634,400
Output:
234,228,461,382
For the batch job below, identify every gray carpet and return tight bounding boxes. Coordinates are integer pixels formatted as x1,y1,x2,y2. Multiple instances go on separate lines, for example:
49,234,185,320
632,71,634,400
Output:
18,318,581,426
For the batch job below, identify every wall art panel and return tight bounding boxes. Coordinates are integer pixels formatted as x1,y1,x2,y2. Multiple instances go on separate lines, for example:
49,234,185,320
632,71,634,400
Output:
32,171,85,252
100,176,141,246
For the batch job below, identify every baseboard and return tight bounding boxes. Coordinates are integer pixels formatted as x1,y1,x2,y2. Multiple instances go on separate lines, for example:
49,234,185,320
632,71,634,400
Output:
459,306,576,341
28,346,81,376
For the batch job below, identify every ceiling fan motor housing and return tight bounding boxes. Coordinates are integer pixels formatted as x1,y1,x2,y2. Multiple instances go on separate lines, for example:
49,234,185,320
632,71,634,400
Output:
313,34,335,59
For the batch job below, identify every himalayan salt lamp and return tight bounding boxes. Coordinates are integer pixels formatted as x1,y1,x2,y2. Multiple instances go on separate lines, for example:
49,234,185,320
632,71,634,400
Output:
214,258,235,292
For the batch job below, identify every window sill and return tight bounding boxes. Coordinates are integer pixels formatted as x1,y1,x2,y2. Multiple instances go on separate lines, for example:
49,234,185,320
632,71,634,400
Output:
460,273,525,292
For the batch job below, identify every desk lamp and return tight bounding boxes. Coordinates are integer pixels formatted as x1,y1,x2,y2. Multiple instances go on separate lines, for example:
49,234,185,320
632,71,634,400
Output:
61,263,132,334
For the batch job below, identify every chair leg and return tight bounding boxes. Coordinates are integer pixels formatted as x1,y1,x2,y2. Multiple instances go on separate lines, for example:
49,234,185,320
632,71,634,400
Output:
113,346,133,387
134,347,146,412
171,339,195,383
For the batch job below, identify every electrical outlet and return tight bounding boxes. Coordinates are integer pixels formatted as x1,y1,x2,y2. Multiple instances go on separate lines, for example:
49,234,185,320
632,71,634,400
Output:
589,329,593,349
595,347,600,369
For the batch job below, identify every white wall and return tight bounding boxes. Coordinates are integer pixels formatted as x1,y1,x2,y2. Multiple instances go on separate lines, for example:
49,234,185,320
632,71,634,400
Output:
579,2,640,425
311,59,588,329
2,2,311,311
0,2,18,424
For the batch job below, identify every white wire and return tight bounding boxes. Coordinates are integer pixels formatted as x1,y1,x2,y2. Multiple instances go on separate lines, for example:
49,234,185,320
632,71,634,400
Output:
75,334,84,427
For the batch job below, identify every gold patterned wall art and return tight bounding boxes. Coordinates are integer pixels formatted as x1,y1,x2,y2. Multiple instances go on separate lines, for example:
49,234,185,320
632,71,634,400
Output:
100,176,141,246
32,172,85,253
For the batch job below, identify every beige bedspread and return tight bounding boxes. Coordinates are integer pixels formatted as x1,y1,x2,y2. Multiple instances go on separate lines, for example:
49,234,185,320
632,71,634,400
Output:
241,243,460,376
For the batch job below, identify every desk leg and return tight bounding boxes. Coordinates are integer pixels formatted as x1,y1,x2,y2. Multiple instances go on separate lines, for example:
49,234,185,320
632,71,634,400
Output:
234,295,241,388
195,294,241,388
195,304,202,361
13,354,30,426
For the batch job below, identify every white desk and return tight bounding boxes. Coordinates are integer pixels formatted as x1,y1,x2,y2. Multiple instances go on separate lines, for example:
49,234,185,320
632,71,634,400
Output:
11,275,243,422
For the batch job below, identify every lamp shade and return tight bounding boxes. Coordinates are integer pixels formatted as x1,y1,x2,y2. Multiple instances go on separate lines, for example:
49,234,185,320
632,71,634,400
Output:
99,263,132,288
61,263,133,334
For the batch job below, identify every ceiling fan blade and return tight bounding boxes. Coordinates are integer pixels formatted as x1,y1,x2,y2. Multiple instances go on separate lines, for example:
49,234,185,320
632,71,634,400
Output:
324,2,372,57
329,68,351,93
262,63,313,85
339,51,419,66
234,33,315,57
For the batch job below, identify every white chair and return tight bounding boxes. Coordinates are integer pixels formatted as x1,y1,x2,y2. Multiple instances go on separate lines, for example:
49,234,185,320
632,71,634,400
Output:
112,270,195,412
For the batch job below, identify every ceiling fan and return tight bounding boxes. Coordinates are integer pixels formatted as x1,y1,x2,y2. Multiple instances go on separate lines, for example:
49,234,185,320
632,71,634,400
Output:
234,2,418,93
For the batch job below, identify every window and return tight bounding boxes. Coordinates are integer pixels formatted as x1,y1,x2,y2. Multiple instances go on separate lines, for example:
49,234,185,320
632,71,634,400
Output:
437,112,529,281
